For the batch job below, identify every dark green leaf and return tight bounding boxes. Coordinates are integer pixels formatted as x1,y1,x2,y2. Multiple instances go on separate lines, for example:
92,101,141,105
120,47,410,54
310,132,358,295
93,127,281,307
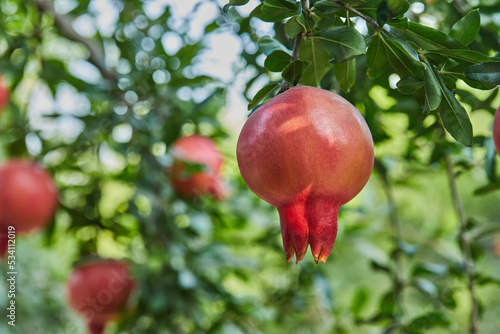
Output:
264,50,291,72
258,36,290,56
486,137,497,182
406,22,467,49
350,287,369,317
251,0,299,22
430,65,473,146
474,181,500,195
397,77,424,94
281,60,307,84
334,59,356,92
285,16,304,39
299,37,331,86
381,33,424,78
449,9,480,46
313,0,343,14
465,62,500,85
412,262,448,276
379,291,396,316
317,26,366,63
366,33,388,78
423,62,442,113
404,312,450,333
424,49,497,64
247,83,280,110
377,0,409,27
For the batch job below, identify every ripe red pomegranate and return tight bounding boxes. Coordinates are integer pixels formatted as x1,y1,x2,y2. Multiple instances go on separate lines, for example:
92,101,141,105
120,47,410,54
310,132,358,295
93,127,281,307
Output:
170,134,228,199
0,159,58,258
237,86,374,263
67,259,136,334
493,106,500,154
0,75,9,112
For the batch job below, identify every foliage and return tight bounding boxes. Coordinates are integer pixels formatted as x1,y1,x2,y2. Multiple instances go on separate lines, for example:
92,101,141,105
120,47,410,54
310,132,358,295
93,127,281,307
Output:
1,0,500,333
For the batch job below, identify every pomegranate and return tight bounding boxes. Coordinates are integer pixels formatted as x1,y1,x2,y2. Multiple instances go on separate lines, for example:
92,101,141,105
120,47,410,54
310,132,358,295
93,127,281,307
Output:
237,86,374,263
493,106,500,154
0,159,58,258
0,75,9,112
170,134,228,199
67,259,136,334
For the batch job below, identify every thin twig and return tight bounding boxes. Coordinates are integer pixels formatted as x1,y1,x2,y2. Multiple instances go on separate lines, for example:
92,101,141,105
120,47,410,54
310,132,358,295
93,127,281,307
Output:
375,159,404,324
332,0,380,30
279,0,309,93
443,153,478,334
33,0,117,81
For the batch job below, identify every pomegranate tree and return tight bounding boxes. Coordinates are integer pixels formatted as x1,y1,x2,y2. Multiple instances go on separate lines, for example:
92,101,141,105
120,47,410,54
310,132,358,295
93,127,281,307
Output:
237,86,374,263
0,75,9,112
170,134,228,199
493,106,500,154
67,259,136,334
0,159,58,258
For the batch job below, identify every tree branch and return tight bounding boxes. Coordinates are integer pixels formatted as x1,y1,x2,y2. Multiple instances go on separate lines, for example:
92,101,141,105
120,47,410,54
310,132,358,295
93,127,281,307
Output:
279,0,309,93
332,0,380,30
33,0,117,81
443,153,478,334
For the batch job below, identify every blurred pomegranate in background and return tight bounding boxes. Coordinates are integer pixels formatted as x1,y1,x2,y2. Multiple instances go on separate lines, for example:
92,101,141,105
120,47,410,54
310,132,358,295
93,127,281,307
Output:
67,259,136,334
0,159,58,258
0,75,9,112
492,106,500,155
170,134,229,200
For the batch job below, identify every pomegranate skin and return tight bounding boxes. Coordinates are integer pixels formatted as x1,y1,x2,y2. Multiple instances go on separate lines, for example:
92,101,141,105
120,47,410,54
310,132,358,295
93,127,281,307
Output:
493,107,500,154
0,159,58,234
67,259,136,334
0,75,9,112
170,135,228,200
237,86,374,263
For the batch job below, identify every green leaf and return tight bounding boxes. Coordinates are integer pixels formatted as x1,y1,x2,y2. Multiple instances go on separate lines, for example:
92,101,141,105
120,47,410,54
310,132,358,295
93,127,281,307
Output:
474,182,500,195
404,312,450,333
299,37,331,86
449,9,480,46
251,0,299,22
406,22,467,49
247,83,280,110
423,49,497,64
350,287,369,317
381,33,424,78
423,62,442,113
285,16,304,39
377,0,409,27
281,60,307,84
222,0,249,13
430,65,473,146
465,62,500,85
313,0,343,14
334,59,356,93
379,291,396,316
317,26,366,63
397,77,424,94
486,137,497,183
258,36,290,56
264,50,291,72
366,33,388,78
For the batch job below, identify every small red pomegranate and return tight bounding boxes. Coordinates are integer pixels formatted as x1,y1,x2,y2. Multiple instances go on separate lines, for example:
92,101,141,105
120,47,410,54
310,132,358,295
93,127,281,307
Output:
237,86,374,263
0,159,58,258
67,259,136,334
0,75,9,112
493,107,500,154
170,134,228,199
